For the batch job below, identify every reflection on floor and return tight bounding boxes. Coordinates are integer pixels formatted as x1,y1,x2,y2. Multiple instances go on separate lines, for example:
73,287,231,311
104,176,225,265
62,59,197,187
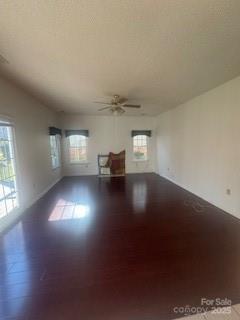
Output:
48,199,90,221
0,173,240,320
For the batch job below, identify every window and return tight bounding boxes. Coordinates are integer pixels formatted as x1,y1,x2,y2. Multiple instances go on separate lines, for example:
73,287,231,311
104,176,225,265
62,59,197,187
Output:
50,135,61,169
133,135,148,161
0,122,18,219
69,135,87,163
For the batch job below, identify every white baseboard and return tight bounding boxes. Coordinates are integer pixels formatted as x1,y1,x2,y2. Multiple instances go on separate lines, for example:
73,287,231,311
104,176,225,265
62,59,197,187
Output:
64,170,154,177
23,176,62,211
158,173,212,203
156,172,239,220
0,177,62,234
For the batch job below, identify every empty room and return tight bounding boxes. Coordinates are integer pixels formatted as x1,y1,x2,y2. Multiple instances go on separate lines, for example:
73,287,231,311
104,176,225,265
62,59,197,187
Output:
0,1,240,319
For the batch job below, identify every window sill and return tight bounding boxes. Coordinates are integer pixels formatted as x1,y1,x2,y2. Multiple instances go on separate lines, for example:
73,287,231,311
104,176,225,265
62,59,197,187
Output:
52,166,61,171
70,161,90,165
132,159,149,162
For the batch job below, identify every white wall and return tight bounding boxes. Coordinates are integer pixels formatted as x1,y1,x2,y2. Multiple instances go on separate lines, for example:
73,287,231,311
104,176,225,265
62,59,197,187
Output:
60,114,156,176
156,76,240,218
0,77,61,232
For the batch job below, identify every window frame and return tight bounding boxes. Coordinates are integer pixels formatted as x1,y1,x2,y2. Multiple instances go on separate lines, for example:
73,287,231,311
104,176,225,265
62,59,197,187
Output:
68,134,88,164
132,134,148,162
50,134,61,170
0,118,19,219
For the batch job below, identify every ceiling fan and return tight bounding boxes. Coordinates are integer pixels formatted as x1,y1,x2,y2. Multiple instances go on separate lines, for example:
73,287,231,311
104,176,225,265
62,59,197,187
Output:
94,95,141,115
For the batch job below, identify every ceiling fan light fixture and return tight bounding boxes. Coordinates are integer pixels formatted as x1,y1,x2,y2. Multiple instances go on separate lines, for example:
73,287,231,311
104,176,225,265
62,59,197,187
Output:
110,107,125,116
112,109,118,116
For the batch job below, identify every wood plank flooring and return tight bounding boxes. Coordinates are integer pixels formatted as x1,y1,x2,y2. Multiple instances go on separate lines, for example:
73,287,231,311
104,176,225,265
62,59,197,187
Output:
0,173,240,319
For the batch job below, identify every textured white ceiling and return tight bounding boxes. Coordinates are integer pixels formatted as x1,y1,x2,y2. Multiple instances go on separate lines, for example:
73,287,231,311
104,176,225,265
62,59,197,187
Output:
0,0,240,115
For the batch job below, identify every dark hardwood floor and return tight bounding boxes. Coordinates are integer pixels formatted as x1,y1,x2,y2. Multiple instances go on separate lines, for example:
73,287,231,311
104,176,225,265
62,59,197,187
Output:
0,173,240,320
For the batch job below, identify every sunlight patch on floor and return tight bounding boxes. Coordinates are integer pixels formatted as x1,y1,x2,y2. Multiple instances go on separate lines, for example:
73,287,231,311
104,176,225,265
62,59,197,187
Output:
48,199,90,221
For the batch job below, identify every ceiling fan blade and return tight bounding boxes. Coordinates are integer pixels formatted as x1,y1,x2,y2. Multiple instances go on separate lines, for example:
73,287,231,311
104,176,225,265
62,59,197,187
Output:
123,104,141,108
118,97,128,104
98,106,111,111
120,108,126,114
94,101,112,105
